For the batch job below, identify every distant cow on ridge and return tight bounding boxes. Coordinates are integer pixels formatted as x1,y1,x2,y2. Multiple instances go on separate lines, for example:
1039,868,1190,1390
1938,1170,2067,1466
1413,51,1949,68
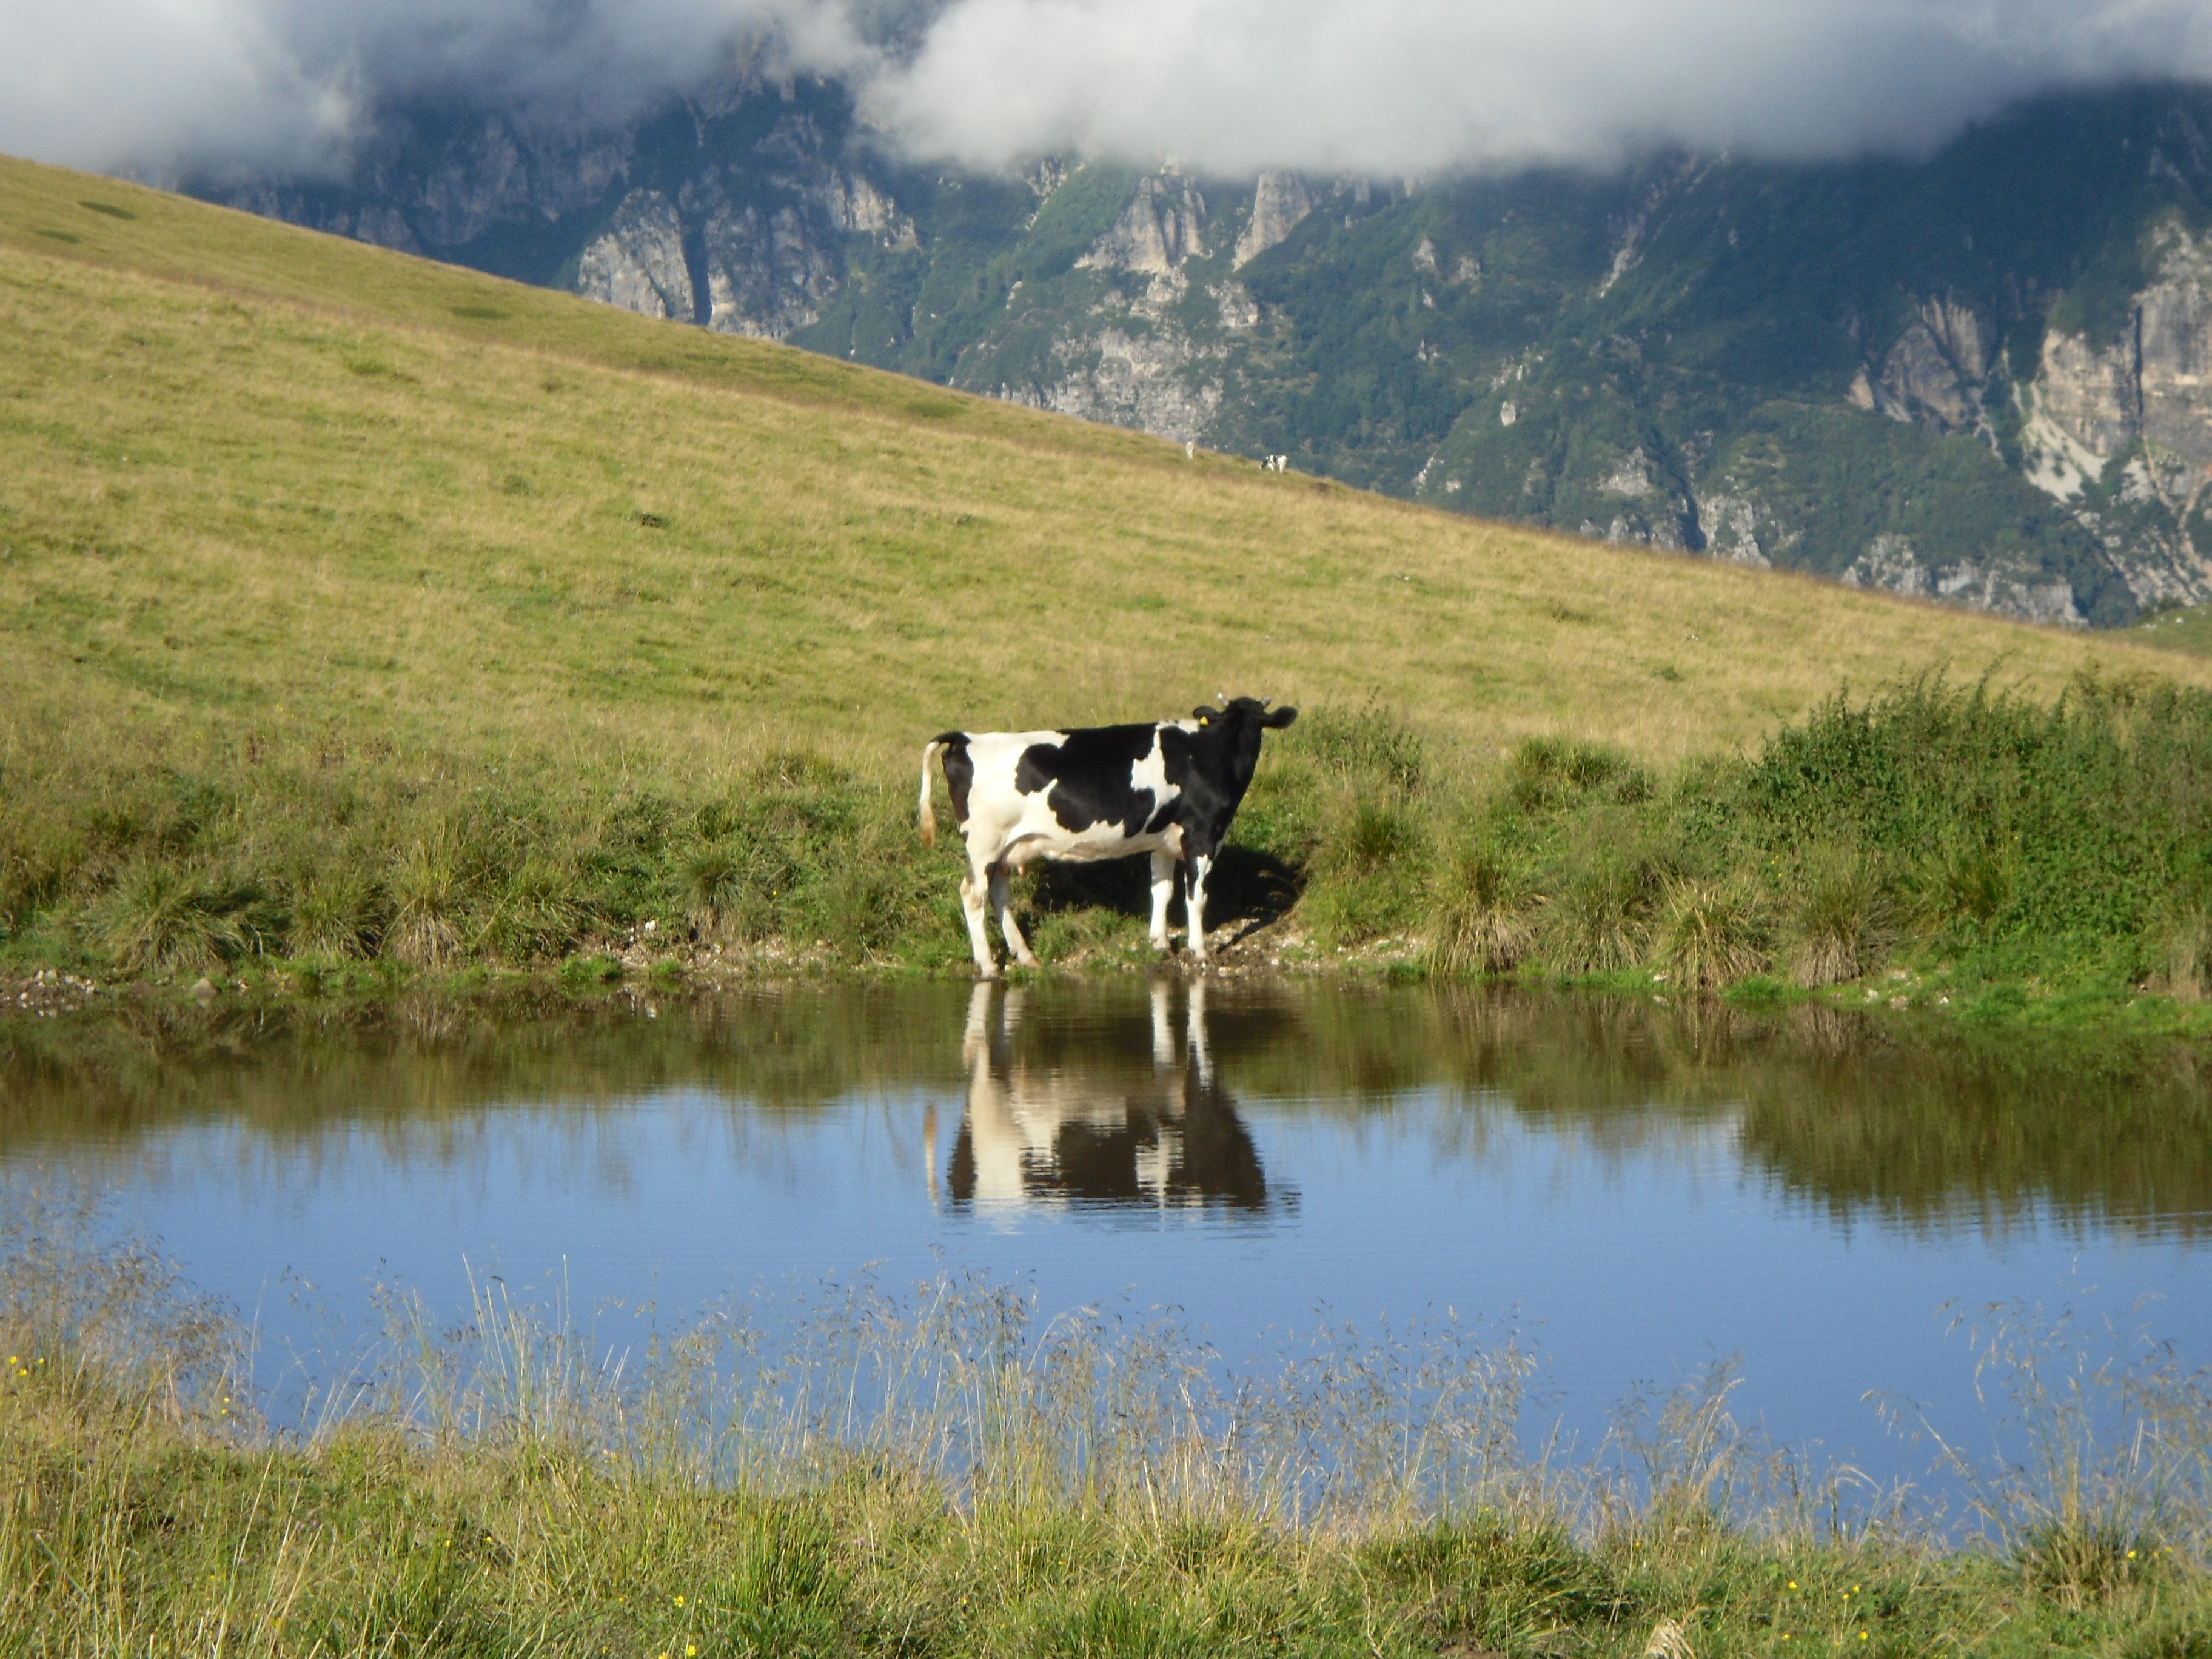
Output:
919,697,1298,978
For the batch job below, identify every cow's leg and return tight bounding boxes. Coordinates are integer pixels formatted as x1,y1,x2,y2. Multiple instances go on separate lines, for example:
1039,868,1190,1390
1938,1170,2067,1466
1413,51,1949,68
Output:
959,852,999,978
991,861,1041,968
1149,979,1174,1067
1186,852,1215,963
962,979,995,1062
1187,977,1213,1087
1148,850,1178,953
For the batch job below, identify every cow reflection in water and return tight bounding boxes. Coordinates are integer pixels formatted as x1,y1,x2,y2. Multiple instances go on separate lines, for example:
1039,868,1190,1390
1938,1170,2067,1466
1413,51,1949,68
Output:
945,981,1273,1213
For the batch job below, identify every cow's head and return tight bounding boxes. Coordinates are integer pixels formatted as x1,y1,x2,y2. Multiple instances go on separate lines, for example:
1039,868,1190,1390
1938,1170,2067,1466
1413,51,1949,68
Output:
1192,696,1297,731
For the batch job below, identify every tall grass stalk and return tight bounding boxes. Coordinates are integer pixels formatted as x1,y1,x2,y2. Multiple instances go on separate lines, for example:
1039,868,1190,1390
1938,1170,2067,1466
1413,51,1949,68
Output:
1885,1299,2212,1606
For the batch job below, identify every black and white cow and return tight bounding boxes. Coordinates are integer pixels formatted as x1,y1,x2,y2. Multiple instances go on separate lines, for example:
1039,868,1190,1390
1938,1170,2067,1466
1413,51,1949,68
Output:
919,697,1298,977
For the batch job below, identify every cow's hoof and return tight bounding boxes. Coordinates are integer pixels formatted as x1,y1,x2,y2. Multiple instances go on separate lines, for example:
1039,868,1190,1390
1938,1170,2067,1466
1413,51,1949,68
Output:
977,966,1003,982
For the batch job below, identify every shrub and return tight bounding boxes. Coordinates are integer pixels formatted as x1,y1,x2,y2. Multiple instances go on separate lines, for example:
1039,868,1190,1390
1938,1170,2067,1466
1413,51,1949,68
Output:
1508,737,1650,811
2148,908,2212,1002
681,845,746,939
1925,837,2019,930
0,813,87,933
1296,699,1426,795
1305,794,1426,946
1322,796,1421,882
483,857,585,962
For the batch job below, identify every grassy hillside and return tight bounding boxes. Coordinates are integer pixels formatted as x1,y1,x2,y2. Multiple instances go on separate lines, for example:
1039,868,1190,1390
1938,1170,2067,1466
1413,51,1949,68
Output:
4,152,2211,988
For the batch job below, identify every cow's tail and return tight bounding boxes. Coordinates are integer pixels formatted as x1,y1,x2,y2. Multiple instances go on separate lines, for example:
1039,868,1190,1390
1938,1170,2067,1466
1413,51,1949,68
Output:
919,738,945,847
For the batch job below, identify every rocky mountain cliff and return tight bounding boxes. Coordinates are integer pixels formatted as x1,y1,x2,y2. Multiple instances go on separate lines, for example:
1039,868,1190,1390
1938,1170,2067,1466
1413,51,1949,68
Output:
202,81,2212,627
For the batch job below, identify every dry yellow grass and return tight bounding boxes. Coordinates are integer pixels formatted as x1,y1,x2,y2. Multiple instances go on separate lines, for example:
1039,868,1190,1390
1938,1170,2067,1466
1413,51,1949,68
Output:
4,149,2206,806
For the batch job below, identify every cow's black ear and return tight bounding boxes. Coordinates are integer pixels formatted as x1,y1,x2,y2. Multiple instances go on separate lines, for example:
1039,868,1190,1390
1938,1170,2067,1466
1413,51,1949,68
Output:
1192,706,1214,723
1264,706,1299,729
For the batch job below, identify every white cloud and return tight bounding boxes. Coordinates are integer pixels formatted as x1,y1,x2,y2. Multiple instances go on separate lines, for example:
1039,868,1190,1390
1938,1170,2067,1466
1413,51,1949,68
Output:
3,0,2210,184
864,0,2212,173
1,0,358,179
0,0,875,181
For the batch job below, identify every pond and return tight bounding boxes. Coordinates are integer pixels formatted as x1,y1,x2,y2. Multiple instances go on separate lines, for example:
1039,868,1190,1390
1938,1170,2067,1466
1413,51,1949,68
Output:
4,979,2208,1493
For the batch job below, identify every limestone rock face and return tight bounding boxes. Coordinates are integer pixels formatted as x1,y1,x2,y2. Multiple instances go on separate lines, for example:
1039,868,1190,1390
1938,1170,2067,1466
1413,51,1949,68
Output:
974,263,1227,447
2034,224,2212,477
1235,172,1313,266
1841,533,2085,626
576,190,693,322
819,171,917,248
2139,230,2212,471
2016,221,2212,605
1695,492,1785,569
1080,174,1208,275
572,98,907,343
690,186,840,338
1868,297,1992,434
1215,282,1259,330
2036,329,2140,461
1007,327,1223,447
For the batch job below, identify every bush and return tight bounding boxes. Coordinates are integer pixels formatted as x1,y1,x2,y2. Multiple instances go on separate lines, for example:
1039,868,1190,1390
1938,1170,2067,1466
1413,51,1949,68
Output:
2149,908,2212,1003
1295,698,1426,795
1305,794,1426,946
1508,737,1651,811
483,857,585,963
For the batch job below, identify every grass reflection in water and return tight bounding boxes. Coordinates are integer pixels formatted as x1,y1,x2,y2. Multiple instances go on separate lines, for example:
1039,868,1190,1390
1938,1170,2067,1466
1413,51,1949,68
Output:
4,981,2209,1239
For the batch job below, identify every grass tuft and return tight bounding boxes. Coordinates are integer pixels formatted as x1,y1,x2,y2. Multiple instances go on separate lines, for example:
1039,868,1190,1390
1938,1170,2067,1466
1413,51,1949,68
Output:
386,840,466,968
1655,876,1771,991
2152,908,2212,1003
1510,736,1652,811
1426,839,1538,976
289,868,381,960
1786,846,1892,987
95,864,267,977
1536,830,1659,975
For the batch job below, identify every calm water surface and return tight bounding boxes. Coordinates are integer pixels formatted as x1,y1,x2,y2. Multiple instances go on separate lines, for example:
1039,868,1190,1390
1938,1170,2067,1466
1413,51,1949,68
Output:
5,980,2208,1486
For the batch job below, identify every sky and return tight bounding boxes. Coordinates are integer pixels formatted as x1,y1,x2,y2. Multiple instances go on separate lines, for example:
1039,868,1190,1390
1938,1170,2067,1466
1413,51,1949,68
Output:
4,0,2212,184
